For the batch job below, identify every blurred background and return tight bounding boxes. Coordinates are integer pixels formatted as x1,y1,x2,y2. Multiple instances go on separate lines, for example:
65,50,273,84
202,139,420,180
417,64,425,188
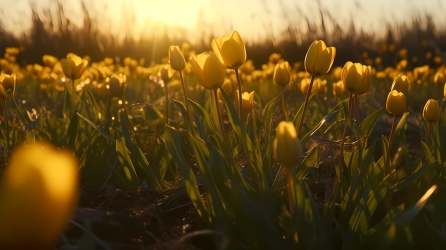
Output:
1,0,445,68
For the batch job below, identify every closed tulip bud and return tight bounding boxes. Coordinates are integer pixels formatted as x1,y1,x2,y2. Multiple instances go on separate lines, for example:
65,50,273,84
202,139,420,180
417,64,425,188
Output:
109,74,127,97
273,61,291,87
391,75,409,95
169,45,186,71
273,121,303,166
423,99,440,123
0,72,16,94
159,64,176,83
314,78,327,95
0,142,79,248
333,80,345,97
239,91,255,115
212,31,247,69
386,90,407,115
300,78,313,94
434,71,445,85
189,51,226,90
61,56,88,79
341,62,369,93
304,40,336,76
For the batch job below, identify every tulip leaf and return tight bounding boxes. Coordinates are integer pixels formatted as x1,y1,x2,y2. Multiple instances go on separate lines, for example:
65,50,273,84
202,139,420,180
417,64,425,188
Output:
359,107,383,138
163,124,210,224
432,116,446,163
65,108,79,150
421,140,435,164
262,94,281,185
115,137,140,194
300,98,349,146
77,112,115,144
123,136,164,193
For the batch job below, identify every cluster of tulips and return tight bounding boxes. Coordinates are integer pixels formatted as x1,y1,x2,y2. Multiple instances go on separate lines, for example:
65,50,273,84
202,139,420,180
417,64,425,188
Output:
0,28,446,249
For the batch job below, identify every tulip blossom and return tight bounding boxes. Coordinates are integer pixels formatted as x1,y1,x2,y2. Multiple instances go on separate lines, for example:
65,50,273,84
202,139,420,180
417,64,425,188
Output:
304,40,336,77
212,31,246,69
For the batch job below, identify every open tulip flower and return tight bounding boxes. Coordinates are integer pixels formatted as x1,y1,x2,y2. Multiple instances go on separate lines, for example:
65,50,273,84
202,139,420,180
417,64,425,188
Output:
212,31,246,69
391,75,409,95
0,142,79,248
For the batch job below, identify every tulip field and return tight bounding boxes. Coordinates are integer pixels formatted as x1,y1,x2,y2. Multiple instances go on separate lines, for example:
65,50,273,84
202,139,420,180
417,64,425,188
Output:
2,27,446,249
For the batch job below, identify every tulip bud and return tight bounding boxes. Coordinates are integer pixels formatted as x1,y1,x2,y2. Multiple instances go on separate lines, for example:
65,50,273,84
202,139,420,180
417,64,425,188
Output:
189,51,226,90
341,62,370,94
434,71,445,86
273,61,291,87
109,74,127,98
391,75,409,95
386,90,407,115
0,72,16,94
414,65,429,80
61,56,88,79
159,64,176,83
304,40,336,76
212,31,247,69
169,45,186,71
0,142,79,248
239,91,255,115
300,78,314,95
333,80,345,97
273,121,303,166
313,78,327,96
423,99,440,123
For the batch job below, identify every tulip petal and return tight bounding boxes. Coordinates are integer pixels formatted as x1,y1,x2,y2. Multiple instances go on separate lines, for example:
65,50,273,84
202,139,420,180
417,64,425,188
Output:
305,40,319,75
231,31,247,63
211,38,225,65
314,48,334,76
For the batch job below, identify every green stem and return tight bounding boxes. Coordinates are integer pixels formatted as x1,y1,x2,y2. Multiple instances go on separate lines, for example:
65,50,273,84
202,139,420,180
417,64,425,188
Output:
339,93,353,170
235,69,255,183
386,114,397,172
4,101,9,150
297,75,315,137
428,122,432,149
165,80,169,125
281,87,288,121
9,92,26,125
179,71,193,127
213,89,233,161
285,167,294,214
354,94,360,125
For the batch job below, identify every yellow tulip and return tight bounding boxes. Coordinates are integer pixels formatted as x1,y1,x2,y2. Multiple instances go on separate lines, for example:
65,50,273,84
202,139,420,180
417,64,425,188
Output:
391,75,409,95
273,61,291,87
313,78,327,96
42,55,58,68
169,45,186,71
61,56,88,79
159,64,176,83
240,91,255,114
333,80,345,97
300,78,314,94
386,90,407,115
212,31,247,69
0,72,16,94
423,99,440,123
109,74,127,97
414,65,430,80
0,142,79,248
331,66,342,80
189,51,226,90
304,40,336,76
341,62,370,93
269,53,282,64
434,71,445,85
273,121,303,166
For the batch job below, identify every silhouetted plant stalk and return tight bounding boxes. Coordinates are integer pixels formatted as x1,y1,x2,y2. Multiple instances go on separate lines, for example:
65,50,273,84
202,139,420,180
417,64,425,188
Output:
281,87,288,121
339,93,353,170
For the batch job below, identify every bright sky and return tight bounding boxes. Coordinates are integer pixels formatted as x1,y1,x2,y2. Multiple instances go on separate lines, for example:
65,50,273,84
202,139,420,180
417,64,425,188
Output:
1,0,445,43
